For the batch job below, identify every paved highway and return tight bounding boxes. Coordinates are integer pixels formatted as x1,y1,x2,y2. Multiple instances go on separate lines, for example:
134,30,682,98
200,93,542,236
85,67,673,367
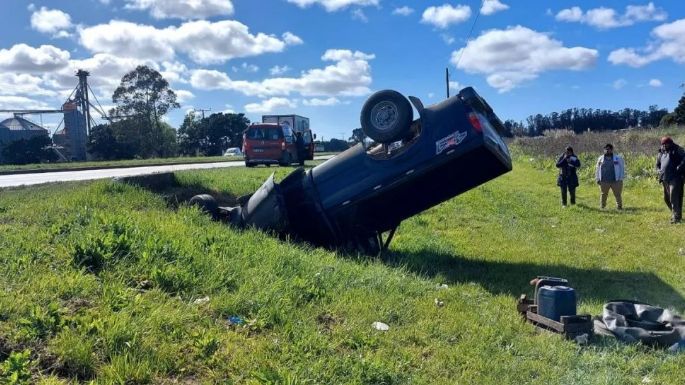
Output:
0,156,334,188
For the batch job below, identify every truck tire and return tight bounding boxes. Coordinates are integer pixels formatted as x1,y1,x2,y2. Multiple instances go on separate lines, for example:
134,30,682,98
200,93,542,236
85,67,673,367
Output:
360,90,412,144
189,194,219,219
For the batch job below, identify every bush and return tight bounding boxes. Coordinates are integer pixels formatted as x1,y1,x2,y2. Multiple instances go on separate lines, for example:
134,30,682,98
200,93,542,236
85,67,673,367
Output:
1,136,57,165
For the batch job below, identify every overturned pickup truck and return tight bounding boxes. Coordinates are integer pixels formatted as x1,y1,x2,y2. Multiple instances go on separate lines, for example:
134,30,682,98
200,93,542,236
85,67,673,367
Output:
192,87,512,255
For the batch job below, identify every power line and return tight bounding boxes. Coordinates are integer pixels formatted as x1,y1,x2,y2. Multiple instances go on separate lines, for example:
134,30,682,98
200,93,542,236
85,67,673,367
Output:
193,108,212,119
452,0,485,73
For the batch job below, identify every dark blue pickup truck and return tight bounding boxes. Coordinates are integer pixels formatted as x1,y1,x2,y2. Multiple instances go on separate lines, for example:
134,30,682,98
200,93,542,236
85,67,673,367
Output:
192,87,512,255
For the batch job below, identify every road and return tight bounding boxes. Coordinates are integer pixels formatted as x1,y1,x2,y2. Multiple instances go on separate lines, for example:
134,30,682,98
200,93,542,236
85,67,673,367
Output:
0,156,334,188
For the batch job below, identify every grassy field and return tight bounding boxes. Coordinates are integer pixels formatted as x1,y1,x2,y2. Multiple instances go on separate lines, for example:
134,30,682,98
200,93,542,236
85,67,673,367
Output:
0,150,684,384
0,156,241,174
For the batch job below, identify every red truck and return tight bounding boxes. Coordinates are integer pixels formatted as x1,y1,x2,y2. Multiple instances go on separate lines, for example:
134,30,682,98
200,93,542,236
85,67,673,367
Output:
262,115,315,160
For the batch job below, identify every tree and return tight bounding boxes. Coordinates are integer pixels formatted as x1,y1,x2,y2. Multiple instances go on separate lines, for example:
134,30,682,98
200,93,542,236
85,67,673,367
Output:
1,136,57,165
88,123,121,160
674,94,685,125
325,138,349,152
178,112,250,156
660,113,677,127
349,128,364,143
111,65,180,158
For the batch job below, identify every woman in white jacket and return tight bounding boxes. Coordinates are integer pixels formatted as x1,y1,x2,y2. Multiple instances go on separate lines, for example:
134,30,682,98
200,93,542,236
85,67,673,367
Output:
595,143,625,209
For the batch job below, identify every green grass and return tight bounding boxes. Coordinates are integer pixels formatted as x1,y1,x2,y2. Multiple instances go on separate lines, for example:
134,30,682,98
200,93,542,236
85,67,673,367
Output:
0,155,241,174
0,154,684,384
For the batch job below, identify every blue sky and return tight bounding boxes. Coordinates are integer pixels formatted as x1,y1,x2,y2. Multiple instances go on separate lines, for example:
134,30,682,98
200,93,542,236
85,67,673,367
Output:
0,0,684,140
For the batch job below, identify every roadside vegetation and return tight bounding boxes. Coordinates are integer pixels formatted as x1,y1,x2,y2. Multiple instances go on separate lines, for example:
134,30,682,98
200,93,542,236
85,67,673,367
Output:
0,155,240,174
1,131,684,383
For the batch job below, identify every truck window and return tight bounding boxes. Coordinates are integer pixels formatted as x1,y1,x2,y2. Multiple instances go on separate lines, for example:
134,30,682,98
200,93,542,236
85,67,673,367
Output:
247,126,283,140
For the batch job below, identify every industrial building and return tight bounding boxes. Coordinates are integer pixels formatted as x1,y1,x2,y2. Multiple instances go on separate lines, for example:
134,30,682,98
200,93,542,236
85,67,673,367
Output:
53,101,88,161
0,116,49,162
0,70,97,163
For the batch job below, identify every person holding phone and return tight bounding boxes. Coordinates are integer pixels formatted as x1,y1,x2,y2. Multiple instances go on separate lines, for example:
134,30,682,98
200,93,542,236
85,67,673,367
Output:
556,146,581,207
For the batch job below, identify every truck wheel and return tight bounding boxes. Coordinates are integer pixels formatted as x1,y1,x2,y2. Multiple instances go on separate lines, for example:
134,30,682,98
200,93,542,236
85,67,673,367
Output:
189,194,219,219
360,90,412,144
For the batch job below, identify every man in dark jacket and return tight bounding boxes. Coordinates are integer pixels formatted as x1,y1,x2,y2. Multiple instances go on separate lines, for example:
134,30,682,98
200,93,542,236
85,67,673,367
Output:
556,146,581,207
656,136,685,223
295,132,306,166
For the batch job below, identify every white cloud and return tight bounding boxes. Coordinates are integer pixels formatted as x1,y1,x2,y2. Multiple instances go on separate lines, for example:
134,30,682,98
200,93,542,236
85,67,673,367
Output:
45,54,156,100
0,95,52,110
649,78,662,87
428,92,435,98
282,32,304,45
421,4,471,29
241,63,259,73
556,7,583,22
222,104,236,114
555,2,667,29
480,0,508,16
30,7,73,37
287,0,379,12
175,89,195,103
625,3,668,22
270,65,291,75
79,21,175,61
0,44,70,73
392,6,414,16
0,73,57,97
303,97,340,106
448,80,462,93
190,49,375,97
245,97,297,113
352,9,368,22
609,19,685,67
160,61,188,84
79,20,302,65
441,34,456,45
451,26,598,92
124,0,234,19
613,79,627,89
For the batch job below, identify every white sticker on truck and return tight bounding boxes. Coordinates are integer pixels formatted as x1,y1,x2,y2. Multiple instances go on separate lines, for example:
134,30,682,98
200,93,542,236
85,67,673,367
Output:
436,131,467,154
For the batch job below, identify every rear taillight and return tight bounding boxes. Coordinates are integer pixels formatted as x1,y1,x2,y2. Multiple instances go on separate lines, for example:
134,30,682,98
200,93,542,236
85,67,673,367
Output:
281,140,286,150
468,112,483,133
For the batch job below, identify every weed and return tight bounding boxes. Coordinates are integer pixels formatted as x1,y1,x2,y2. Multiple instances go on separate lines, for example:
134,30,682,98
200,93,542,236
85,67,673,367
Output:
0,350,32,385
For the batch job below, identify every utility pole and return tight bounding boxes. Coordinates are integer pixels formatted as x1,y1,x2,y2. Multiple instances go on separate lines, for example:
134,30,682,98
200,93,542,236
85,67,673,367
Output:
194,108,212,119
446,67,450,99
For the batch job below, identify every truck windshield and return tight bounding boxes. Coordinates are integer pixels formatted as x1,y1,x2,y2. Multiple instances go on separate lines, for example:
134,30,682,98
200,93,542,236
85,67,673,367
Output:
247,126,283,140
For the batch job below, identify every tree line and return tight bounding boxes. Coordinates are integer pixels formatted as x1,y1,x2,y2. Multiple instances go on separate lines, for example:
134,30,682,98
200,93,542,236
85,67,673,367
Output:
501,104,681,137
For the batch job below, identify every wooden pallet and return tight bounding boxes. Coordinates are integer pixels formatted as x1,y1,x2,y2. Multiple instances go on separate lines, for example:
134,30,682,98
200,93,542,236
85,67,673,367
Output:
517,294,593,339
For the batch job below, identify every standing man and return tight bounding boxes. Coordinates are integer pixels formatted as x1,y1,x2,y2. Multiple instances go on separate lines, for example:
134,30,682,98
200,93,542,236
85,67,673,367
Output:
295,131,306,166
656,136,685,224
556,146,581,207
595,143,625,210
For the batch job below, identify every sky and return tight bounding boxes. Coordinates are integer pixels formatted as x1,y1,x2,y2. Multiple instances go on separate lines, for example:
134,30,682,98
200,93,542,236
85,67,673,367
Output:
0,0,684,140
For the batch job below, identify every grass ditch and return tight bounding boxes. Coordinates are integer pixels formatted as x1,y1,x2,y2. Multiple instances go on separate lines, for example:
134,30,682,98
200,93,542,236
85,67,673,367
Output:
0,151,684,384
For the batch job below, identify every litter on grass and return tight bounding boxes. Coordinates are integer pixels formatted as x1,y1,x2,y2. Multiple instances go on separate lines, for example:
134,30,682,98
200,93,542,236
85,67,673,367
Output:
372,322,390,331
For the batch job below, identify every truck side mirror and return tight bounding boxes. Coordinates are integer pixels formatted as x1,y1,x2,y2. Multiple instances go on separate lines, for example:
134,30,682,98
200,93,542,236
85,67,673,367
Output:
313,134,317,139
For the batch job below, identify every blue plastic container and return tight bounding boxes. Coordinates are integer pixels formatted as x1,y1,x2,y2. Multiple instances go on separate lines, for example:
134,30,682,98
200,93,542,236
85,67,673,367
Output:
536,285,576,321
